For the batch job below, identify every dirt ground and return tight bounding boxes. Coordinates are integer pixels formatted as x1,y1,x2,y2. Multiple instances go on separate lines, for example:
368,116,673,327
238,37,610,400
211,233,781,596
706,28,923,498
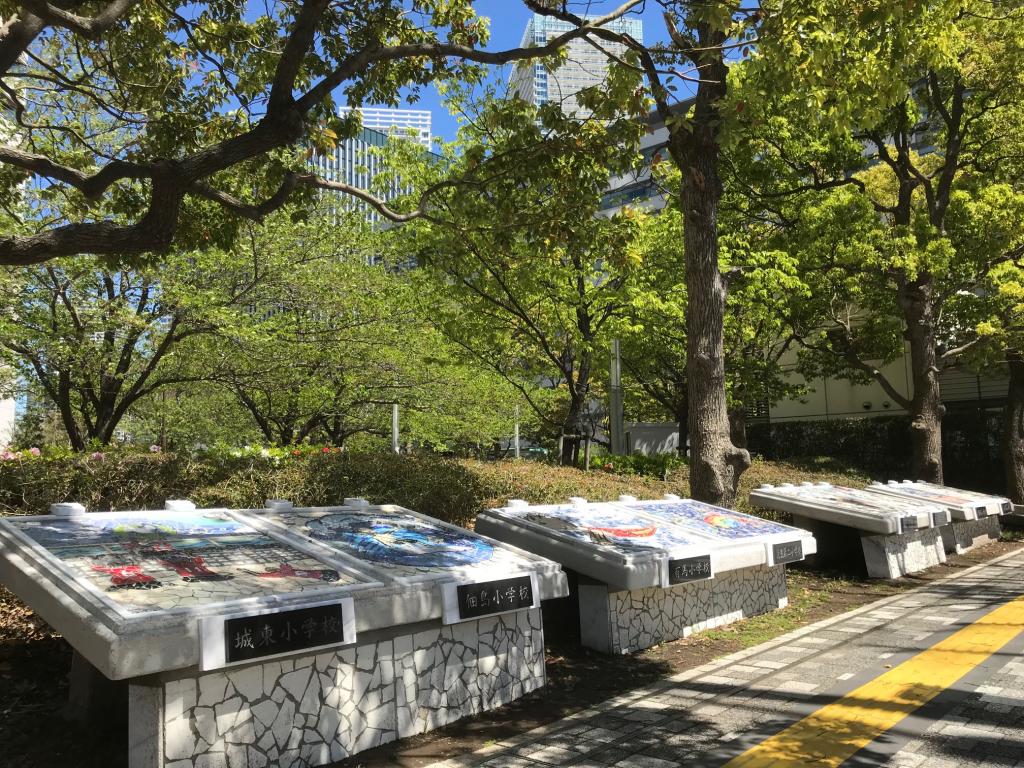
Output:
0,540,1019,768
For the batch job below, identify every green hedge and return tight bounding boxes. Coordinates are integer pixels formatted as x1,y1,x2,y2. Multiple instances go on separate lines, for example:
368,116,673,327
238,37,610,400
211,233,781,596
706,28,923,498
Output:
747,410,1004,494
0,451,872,524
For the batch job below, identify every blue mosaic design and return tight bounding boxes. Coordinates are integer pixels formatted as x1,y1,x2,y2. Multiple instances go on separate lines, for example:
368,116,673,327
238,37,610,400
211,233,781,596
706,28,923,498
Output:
502,504,705,553
305,512,494,568
630,500,797,540
14,512,256,548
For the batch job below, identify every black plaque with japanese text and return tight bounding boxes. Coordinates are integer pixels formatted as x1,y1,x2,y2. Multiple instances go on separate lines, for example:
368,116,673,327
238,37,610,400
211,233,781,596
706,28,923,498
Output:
1002,501,1013,514
667,555,713,585
456,575,533,620
771,540,803,565
976,505,989,518
224,603,346,664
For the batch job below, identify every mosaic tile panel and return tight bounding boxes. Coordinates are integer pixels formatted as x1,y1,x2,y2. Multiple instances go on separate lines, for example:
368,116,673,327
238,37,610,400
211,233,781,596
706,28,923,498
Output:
765,485,911,519
10,512,355,615
876,482,1004,508
496,504,705,556
591,565,788,654
161,608,545,767
628,500,798,540
260,509,530,578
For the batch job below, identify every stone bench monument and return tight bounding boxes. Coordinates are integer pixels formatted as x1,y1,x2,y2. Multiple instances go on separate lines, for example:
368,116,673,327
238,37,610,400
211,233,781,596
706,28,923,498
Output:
863,480,1010,555
0,498,566,768
475,495,815,654
750,483,951,579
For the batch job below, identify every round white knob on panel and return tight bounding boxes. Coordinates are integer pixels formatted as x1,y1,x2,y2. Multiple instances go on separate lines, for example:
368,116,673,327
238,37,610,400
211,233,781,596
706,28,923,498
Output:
50,502,85,517
165,499,196,512
265,499,293,512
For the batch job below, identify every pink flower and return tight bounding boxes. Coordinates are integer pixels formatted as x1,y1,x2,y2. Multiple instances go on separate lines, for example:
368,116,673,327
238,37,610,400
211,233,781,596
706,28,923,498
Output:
321,446,331,454
0,450,17,461
89,451,105,461
149,445,161,453
28,447,41,457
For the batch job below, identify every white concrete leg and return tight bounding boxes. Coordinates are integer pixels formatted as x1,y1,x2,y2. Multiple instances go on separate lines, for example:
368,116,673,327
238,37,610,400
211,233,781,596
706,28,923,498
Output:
861,528,946,579
578,583,612,654
128,681,163,768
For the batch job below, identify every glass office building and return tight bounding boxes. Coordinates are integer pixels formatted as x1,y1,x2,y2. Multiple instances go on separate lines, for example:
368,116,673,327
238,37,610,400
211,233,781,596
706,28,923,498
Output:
508,14,643,118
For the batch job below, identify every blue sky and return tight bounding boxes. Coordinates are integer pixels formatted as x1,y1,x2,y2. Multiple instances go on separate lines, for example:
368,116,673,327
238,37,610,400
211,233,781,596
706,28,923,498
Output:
388,2,668,142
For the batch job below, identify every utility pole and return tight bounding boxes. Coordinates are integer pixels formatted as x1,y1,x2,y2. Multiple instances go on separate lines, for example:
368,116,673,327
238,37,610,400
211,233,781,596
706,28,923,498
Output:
391,404,400,454
609,338,625,454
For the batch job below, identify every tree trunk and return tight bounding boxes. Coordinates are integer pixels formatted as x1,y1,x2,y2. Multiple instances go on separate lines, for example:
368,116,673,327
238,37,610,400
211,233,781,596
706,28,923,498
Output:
667,35,750,506
676,403,688,458
1003,353,1024,503
560,358,591,467
729,405,748,450
900,279,944,483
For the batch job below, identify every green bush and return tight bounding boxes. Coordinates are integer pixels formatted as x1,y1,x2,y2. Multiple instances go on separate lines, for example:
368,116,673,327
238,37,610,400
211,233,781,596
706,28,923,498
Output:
0,448,872,524
747,410,1004,494
587,452,687,479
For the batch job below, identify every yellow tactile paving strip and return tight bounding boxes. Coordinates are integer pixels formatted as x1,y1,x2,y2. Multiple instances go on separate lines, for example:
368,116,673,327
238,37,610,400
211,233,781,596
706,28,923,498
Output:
724,594,1024,767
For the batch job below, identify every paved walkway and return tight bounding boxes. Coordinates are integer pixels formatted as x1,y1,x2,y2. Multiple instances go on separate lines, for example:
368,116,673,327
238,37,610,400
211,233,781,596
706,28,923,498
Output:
425,549,1024,768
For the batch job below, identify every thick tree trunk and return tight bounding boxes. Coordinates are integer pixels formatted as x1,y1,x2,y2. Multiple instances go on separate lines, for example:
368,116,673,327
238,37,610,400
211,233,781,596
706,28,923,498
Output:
729,406,748,450
667,36,750,505
1003,353,1024,503
900,279,944,483
676,403,688,458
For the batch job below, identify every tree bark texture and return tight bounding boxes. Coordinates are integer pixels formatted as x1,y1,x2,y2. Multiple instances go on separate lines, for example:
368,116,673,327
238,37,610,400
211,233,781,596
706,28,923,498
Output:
1003,354,1024,503
899,278,945,483
666,34,750,505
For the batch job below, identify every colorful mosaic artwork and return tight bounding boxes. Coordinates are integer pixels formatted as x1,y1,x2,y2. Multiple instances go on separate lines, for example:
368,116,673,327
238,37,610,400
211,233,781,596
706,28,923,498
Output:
630,500,798,540
261,509,519,575
10,513,357,615
768,485,906,516
500,504,706,554
18,511,254,547
877,483,987,507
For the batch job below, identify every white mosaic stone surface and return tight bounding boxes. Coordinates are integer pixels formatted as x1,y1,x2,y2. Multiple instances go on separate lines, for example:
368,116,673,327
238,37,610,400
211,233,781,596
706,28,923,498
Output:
860,527,946,579
589,564,788,654
941,516,1002,555
161,608,545,768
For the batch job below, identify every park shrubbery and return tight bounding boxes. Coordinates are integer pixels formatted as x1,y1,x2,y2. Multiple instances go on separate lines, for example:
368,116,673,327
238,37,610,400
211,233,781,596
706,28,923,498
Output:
0,448,871,524
747,412,1004,494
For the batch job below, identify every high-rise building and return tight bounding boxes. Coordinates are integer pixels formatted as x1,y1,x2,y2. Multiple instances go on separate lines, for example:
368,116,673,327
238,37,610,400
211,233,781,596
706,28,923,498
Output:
508,14,643,118
308,125,408,225
339,106,432,149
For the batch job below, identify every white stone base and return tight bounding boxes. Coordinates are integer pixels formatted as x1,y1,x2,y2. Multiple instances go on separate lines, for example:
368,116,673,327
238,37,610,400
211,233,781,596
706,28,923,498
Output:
940,516,1002,555
133,609,545,768
860,528,946,579
578,564,788,655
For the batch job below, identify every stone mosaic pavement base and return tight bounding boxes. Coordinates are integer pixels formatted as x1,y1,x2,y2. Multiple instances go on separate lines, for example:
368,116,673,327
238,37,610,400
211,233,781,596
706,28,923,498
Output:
424,549,1024,768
